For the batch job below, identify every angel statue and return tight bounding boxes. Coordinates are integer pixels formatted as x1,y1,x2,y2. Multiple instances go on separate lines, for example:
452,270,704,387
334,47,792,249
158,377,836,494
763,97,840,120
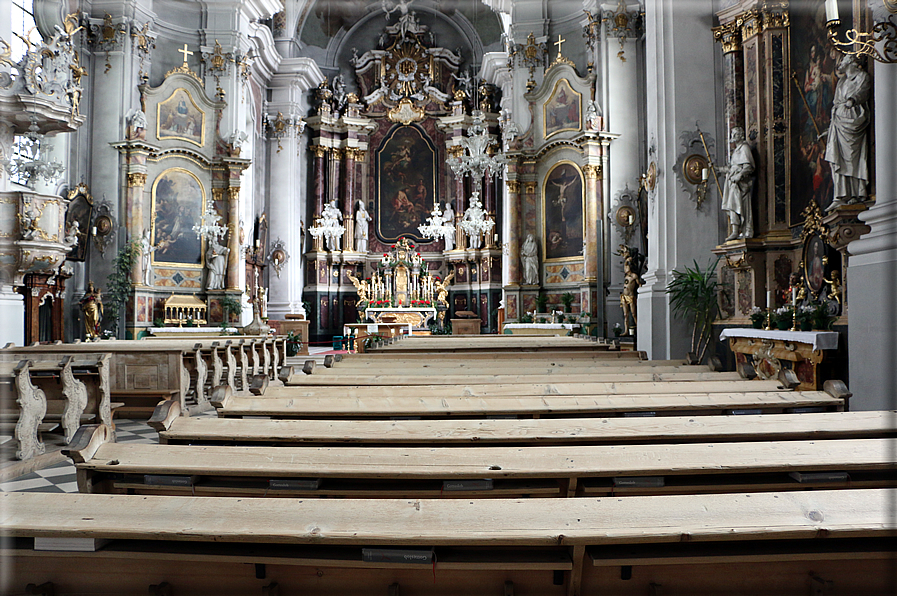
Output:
347,271,371,304
433,269,455,308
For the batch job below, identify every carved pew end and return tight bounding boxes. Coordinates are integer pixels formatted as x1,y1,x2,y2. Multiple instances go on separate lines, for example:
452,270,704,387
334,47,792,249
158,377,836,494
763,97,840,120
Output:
148,400,182,432
685,352,699,365
62,424,112,464
323,355,334,368
777,368,801,390
249,374,269,396
708,356,723,372
278,366,295,383
303,360,316,375
210,385,234,409
334,354,343,362
824,380,852,409
737,361,757,380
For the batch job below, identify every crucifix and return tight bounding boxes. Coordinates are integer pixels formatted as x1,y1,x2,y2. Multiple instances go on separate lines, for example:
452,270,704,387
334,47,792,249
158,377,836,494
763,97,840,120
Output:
554,34,566,58
177,44,193,67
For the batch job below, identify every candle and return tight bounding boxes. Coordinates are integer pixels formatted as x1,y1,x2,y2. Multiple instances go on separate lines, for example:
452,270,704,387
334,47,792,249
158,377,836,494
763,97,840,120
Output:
767,290,773,309
702,168,709,181
792,286,797,305
825,0,839,22
255,239,260,248
91,226,97,236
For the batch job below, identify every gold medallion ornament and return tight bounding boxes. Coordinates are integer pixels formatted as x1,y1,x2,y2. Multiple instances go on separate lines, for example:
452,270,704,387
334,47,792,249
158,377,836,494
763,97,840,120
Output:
387,97,425,125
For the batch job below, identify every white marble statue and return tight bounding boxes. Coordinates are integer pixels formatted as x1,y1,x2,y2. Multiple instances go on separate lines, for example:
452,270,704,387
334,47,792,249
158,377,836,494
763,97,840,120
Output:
140,229,156,286
824,54,872,211
718,127,755,241
441,201,455,251
206,236,229,290
522,233,539,285
322,200,344,252
463,209,483,249
63,220,80,247
355,200,371,253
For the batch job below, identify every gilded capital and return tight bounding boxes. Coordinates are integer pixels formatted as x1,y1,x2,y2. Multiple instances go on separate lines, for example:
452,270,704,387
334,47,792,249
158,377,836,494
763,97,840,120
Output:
524,181,537,195
331,147,343,160
211,188,225,202
506,180,520,194
127,172,147,187
226,187,240,202
583,164,602,180
447,145,464,159
311,145,328,159
712,21,742,54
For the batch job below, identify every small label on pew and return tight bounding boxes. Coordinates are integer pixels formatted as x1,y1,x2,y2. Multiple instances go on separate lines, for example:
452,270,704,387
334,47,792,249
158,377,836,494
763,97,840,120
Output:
788,407,825,414
269,478,322,490
729,409,763,416
789,471,850,483
613,476,665,488
622,411,656,418
362,548,434,564
442,479,494,491
35,537,110,552
143,474,196,487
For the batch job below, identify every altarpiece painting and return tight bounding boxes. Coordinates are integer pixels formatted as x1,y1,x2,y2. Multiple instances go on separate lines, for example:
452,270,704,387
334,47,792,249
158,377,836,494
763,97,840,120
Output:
151,167,204,267
376,124,436,242
544,79,581,139
157,88,205,147
543,162,584,261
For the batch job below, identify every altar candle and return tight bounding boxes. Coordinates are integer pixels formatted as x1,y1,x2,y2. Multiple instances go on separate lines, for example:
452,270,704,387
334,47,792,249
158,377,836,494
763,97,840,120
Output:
91,226,97,236
792,286,797,305
825,0,839,23
702,168,709,181
767,290,773,309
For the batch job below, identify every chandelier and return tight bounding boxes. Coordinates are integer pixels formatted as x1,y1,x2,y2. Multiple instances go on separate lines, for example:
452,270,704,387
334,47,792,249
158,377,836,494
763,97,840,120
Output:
459,192,494,239
446,109,506,196
192,202,227,241
417,203,454,241
308,201,345,251
3,117,66,189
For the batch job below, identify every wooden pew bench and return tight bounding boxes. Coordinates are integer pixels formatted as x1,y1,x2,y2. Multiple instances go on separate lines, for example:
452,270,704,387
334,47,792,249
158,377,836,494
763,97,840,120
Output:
213,388,846,420
2,489,894,595
0,355,112,460
150,407,896,448
64,425,896,499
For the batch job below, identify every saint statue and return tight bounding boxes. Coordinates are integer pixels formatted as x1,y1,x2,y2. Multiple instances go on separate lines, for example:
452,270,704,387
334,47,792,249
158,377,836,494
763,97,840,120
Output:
718,127,755,241
441,202,455,251
80,281,103,339
522,233,539,285
355,201,371,253
322,200,344,252
140,229,156,286
206,236,229,290
823,54,872,211
619,246,644,336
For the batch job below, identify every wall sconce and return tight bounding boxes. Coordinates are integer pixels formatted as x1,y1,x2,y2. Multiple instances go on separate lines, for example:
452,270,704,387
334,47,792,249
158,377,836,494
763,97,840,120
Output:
825,0,897,63
610,186,639,245
639,161,657,192
682,153,710,207
267,239,289,278
91,196,116,257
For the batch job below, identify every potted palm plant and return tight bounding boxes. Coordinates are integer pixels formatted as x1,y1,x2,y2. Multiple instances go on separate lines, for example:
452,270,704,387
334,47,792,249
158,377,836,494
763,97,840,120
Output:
560,292,575,313
665,259,720,364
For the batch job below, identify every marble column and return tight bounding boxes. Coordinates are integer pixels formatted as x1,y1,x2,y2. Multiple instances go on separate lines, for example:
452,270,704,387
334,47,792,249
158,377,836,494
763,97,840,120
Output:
505,179,522,285
225,187,241,290
846,0,897,410
583,164,602,283
312,145,327,218
126,171,147,284
342,148,357,251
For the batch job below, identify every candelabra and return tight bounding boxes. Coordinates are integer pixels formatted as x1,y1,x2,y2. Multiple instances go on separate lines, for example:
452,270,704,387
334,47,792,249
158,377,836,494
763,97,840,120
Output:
447,110,506,197
825,0,897,64
4,117,66,189
192,202,227,241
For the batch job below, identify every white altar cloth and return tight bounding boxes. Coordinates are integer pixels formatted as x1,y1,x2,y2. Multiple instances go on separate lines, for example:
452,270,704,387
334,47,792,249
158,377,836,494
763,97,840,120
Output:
719,328,839,352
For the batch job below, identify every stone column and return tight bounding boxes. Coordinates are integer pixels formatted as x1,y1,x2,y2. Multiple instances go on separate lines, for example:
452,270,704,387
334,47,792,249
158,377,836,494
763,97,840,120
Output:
846,0,897,410
505,179,522,285
312,145,327,218
225,187,241,290
582,164,602,282
342,148,357,251
126,171,147,284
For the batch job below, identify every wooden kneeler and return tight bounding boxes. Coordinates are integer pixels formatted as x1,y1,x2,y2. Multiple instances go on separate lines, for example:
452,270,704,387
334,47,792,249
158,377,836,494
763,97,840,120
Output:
249,374,268,395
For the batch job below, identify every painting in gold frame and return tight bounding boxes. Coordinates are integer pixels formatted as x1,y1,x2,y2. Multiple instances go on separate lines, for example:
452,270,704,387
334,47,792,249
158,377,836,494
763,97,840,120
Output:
157,88,205,147
542,161,584,262
543,79,581,139
151,168,205,268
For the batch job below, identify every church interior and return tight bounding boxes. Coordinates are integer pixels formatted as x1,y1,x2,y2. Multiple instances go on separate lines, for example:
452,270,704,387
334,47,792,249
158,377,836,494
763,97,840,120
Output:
1,0,896,594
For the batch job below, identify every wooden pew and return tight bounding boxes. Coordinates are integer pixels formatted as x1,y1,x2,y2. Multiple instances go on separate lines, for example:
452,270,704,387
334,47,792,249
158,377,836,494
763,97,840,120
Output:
150,408,897,447
65,427,896,499
0,355,112,459
214,389,846,420
3,489,894,595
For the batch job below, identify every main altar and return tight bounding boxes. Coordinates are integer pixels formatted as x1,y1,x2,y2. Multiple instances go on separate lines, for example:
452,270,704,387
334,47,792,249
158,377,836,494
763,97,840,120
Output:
350,239,444,332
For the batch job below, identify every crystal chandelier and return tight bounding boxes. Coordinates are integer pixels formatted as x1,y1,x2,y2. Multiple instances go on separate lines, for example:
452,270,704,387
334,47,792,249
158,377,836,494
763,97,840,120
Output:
459,192,494,239
192,202,227,241
446,109,506,196
4,117,66,189
417,203,454,241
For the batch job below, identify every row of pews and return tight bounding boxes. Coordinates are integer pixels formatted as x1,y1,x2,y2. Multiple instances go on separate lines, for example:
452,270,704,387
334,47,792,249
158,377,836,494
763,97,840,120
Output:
2,334,895,595
0,336,285,469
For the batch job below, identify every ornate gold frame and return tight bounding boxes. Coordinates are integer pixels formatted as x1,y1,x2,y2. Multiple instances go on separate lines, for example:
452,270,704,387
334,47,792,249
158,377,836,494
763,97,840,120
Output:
541,160,585,264
543,78,582,140
150,167,206,269
156,88,206,147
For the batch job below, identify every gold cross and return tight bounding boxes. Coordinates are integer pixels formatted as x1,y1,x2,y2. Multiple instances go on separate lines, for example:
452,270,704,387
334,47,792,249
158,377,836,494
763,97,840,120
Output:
177,44,193,66
554,34,566,57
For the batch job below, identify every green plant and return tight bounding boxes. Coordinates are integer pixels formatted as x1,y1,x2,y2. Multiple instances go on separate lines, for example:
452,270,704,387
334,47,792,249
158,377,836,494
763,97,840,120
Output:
519,313,534,323
185,318,195,327
104,240,141,335
749,307,765,328
665,259,720,364
535,294,548,312
219,295,243,323
561,292,575,312
285,330,302,356
153,317,164,328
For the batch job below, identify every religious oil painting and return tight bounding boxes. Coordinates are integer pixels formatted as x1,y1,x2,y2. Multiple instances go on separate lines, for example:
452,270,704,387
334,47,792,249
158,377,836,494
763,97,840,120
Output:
151,168,204,267
157,88,205,147
376,124,436,243
790,3,851,220
65,185,93,262
542,162,584,262
543,79,581,139
803,233,827,295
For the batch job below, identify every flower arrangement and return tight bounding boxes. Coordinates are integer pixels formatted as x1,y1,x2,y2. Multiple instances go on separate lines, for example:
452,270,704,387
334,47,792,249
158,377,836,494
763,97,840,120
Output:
773,305,793,330
370,299,392,308
613,322,623,337
749,306,765,328
410,299,432,307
